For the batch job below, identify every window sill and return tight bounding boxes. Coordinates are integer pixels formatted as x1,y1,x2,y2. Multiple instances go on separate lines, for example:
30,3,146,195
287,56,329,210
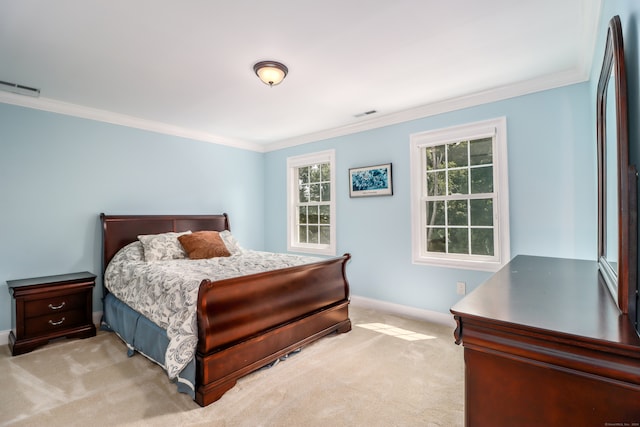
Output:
412,255,506,272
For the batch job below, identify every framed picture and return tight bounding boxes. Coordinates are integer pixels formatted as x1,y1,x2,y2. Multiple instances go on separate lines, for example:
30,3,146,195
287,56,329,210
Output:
349,163,393,197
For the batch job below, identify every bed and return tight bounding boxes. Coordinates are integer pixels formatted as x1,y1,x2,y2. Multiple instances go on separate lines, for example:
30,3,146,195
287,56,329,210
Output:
100,213,351,406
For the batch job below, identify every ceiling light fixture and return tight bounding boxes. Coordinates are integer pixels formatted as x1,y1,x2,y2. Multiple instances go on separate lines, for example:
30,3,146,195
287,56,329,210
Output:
253,61,288,87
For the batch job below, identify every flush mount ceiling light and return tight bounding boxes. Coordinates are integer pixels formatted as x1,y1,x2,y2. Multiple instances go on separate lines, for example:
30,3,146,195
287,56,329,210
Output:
253,61,288,87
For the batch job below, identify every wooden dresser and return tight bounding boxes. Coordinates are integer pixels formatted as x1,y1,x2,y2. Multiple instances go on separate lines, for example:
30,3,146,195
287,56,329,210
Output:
451,255,640,426
7,271,97,355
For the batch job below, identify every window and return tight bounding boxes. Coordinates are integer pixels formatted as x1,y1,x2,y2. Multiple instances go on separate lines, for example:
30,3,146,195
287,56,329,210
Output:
410,117,509,271
287,150,336,255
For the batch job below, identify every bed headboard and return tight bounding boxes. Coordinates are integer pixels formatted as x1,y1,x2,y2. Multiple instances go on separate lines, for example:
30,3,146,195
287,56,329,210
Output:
100,213,230,272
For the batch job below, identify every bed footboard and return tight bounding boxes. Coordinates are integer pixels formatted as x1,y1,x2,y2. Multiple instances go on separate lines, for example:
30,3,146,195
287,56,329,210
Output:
194,253,351,406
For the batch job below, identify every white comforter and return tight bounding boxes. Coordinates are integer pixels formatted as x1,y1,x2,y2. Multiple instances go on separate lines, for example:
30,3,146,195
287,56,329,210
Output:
104,241,319,378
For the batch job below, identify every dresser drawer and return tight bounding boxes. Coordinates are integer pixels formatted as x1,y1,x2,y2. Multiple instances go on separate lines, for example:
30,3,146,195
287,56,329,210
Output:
24,308,88,337
24,292,86,318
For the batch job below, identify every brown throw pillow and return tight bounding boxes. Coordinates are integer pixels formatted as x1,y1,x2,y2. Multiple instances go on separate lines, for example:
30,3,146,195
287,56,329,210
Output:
178,231,231,259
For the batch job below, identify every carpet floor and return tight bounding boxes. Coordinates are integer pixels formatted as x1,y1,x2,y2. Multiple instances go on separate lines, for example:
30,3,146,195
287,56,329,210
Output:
0,306,464,427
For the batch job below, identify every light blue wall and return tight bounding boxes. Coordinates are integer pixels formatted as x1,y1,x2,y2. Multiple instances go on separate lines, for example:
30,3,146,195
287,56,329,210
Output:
0,104,264,331
264,82,595,315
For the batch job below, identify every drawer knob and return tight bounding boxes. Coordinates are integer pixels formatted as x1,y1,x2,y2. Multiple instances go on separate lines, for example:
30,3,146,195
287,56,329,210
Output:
48,302,66,310
48,317,65,326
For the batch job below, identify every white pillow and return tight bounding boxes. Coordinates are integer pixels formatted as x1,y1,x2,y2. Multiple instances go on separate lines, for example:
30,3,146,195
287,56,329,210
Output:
114,241,145,263
137,231,191,261
219,230,244,255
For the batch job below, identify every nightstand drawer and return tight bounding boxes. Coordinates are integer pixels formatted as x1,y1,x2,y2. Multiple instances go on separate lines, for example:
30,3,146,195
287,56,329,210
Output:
24,309,87,337
24,292,86,318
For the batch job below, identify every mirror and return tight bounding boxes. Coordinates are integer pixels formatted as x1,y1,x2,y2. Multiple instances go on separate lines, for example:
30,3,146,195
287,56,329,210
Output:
604,68,618,275
596,15,638,316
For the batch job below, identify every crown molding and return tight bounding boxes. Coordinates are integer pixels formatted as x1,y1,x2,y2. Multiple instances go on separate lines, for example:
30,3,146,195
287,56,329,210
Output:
264,68,589,152
0,92,265,152
1,68,588,154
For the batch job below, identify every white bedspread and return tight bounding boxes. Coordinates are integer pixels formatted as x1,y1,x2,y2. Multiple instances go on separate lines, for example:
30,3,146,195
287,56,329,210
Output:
104,241,320,379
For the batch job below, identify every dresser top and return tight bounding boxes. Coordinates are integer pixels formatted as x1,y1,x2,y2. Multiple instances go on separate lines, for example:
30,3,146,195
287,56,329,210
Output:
7,271,96,290
450,255,640,348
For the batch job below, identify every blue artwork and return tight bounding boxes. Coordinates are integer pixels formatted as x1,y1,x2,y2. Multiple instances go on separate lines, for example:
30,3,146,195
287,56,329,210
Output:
349,163,393,197
351,168,388,191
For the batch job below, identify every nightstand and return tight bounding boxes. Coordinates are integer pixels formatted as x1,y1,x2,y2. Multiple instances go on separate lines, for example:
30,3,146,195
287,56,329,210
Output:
7,271,97,356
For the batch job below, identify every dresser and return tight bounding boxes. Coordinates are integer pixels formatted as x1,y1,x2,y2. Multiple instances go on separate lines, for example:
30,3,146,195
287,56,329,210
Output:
450,255,640,426
7,271,97,355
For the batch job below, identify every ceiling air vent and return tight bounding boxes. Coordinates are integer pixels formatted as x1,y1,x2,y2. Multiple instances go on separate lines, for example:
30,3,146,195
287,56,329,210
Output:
0,80,40,97
354,110,377,118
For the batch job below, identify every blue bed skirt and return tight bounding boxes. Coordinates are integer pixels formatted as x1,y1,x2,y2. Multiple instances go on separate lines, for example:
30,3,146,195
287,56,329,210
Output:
101,293,196,398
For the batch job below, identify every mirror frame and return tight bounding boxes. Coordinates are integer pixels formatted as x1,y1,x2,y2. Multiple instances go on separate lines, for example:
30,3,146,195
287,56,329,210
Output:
596,15,638,315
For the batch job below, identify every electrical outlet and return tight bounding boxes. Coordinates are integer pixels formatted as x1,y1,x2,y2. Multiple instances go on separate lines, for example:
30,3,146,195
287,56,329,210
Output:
456,281,466,295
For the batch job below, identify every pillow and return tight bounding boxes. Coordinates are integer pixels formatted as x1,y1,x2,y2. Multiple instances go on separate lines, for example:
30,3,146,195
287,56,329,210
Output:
114,241,145,263
178,231,231,260
137,231,191,261
219,230,244,255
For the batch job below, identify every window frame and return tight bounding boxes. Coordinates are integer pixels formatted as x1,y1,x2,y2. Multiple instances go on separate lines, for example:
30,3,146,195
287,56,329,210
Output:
410,117,510,272
287,149,337,256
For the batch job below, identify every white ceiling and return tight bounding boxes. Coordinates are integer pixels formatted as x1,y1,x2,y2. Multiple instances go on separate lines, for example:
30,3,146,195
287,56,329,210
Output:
0,1,601,152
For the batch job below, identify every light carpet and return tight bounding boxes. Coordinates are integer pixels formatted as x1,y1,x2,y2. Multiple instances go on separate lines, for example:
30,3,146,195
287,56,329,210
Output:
0,306,464,427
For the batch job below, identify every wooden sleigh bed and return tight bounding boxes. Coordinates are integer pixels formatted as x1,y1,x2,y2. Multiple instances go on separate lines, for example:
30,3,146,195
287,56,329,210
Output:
100,213,351,406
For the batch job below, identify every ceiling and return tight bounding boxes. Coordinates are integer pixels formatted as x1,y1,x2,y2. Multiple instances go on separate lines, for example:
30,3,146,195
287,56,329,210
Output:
0,1,601,152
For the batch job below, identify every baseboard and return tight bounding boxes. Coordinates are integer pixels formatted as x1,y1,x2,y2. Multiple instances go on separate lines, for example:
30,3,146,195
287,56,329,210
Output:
93,311,103,326
0,311,104,348
0,304,454,347
350,295,456,327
